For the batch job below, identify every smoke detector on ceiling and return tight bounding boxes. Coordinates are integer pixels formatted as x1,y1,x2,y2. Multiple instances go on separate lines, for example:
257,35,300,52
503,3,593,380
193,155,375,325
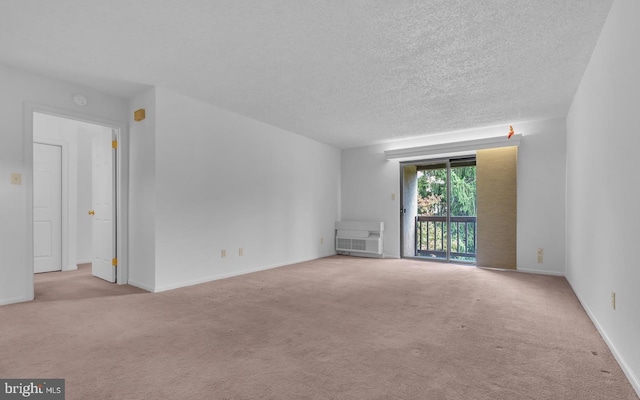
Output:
73,94,88,106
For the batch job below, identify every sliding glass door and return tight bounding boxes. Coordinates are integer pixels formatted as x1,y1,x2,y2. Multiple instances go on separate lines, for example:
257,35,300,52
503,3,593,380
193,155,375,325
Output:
401,158,477,263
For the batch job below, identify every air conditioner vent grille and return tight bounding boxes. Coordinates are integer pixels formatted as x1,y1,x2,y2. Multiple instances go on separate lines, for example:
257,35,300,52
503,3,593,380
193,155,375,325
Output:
337,238,351,249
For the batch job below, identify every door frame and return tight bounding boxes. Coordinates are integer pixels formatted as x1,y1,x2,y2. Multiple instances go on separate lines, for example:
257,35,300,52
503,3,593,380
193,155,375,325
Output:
33,139,69,271
24,102,129,286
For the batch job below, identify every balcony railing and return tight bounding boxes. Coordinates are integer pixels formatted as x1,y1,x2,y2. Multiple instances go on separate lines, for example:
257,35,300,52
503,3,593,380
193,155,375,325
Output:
415,215,476,260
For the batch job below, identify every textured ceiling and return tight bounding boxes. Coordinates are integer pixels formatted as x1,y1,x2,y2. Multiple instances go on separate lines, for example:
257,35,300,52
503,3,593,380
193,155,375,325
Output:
0,1,613,148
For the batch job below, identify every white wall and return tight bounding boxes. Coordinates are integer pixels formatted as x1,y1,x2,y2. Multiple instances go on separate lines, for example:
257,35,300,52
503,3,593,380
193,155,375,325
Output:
516,118,566,275
128,88,157,291
341,142,401,258
341,117,566,275
0,64,128,305
128,87,341,292
566,0,640,393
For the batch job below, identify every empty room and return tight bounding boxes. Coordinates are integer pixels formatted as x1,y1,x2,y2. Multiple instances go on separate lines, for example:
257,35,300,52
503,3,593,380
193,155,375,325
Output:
1,1,639,399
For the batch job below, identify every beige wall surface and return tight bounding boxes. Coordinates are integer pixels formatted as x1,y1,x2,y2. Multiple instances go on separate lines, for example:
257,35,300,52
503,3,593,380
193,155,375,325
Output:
476,146,517,269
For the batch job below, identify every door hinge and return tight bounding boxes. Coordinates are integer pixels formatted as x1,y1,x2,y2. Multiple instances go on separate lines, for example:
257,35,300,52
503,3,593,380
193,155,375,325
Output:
112,258,118,267
112,140,118,149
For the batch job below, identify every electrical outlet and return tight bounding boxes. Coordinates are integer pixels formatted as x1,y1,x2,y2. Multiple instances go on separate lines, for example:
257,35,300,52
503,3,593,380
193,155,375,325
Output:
221,249,226,258
238,248,243,256
611,292,616,310
11,173,21,185
537,248,543,263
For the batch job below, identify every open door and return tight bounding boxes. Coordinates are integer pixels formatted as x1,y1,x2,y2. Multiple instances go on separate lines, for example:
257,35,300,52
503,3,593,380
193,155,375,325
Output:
91,131,116,282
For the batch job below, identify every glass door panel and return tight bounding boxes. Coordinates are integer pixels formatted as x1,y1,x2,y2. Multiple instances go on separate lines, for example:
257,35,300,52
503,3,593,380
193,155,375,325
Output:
449,160,477,262
415,164,448,260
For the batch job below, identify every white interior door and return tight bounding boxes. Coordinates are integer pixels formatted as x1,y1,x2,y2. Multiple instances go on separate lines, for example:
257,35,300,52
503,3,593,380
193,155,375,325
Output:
91,131,116,282
33,143,62,273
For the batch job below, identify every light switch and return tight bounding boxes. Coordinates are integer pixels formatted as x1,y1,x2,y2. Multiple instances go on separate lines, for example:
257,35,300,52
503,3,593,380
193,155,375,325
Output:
391,193,396,201
11,173,21,185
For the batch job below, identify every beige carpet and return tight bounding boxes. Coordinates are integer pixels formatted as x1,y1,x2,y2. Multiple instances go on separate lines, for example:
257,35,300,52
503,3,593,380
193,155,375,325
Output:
1,257,637,399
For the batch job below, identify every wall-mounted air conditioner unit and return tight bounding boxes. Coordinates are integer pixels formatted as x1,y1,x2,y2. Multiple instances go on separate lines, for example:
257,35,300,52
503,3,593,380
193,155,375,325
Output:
335,221,384,257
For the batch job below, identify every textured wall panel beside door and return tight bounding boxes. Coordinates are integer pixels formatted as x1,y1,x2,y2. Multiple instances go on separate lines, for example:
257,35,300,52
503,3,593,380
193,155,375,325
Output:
476,147,517,269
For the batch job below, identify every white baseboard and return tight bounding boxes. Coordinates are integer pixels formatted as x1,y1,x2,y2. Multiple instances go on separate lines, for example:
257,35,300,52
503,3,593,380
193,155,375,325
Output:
515,267,565,276
153,256,321,293
336,251,384,259
0,295,34,306
567,279,640,398
127,279,154,293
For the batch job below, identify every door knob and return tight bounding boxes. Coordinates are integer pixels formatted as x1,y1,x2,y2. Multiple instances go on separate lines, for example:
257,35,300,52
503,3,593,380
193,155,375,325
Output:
88,210,95,215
